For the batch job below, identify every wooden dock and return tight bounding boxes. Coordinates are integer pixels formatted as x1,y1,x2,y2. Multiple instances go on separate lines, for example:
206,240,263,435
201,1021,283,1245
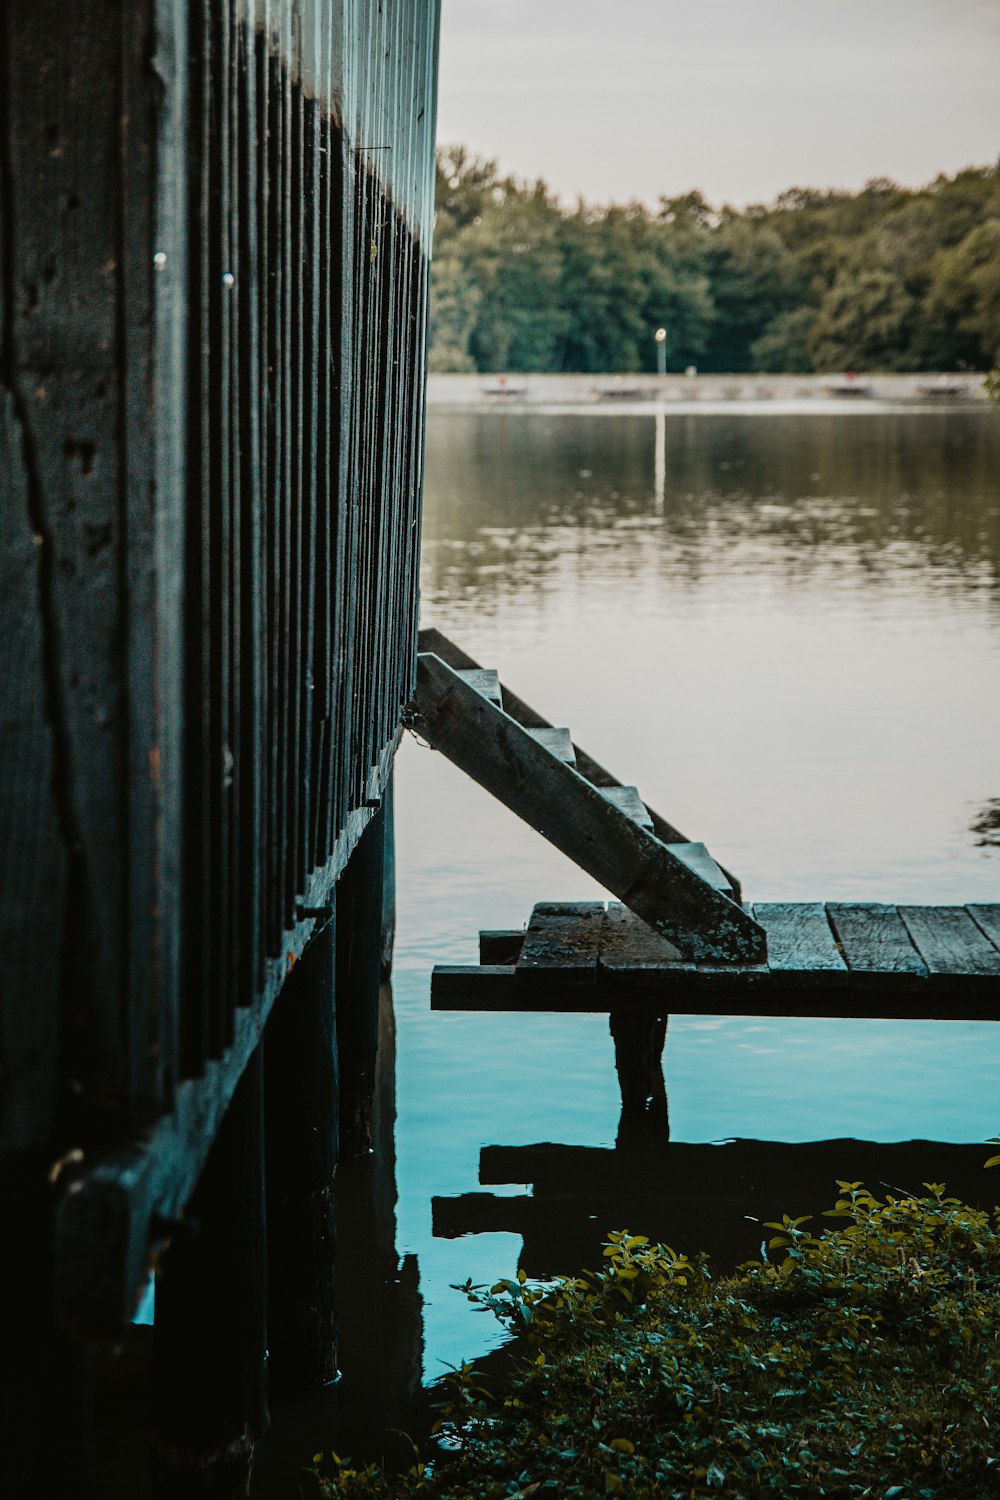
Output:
433,900,1000,1021
412,632,999,1022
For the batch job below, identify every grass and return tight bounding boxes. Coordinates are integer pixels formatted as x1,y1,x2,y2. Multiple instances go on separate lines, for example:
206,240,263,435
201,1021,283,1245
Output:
314,1183,1000,1498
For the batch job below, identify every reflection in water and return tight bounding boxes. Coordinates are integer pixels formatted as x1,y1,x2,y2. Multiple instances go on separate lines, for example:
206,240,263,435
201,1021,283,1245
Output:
434,1128,995,1283
391,405,1000,1383
653,408,665,513
422,409,1000,623
254,986,426,1493
971,798,1000,849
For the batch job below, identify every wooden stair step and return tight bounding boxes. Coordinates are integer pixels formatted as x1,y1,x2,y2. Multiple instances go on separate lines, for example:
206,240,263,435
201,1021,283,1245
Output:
665,842,730,894
600,785,654,832
455,667,503,709
525,726,577,767
413,651,764,962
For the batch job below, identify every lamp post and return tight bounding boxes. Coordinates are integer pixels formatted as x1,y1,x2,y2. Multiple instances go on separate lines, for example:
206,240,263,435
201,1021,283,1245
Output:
654,326,667,378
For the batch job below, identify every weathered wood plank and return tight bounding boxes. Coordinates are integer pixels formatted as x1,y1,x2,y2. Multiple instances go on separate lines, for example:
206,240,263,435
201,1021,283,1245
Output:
0,394,66,1150
432,959,999,1020
967,904,1000,953
666,842,730,894
600,903,690,983
526,725,577,767
900,906,1000,986
751,903,847,985
826,903,927,988
479,930,526,965
517,902,605,986
414,653,765,962
455,667,502,709
600,785,654,831
5,1,131,1127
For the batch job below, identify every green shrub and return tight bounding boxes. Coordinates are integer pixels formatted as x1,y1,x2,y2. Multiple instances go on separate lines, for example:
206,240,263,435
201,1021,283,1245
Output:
315,1184,1000,1498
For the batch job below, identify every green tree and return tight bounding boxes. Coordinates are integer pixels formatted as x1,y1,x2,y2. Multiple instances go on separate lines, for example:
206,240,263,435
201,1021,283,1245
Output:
923,218,1000,369
810,268,917,371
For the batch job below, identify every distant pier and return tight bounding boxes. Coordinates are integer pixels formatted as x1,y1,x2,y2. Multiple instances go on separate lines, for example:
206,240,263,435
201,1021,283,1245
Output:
427,371,989,407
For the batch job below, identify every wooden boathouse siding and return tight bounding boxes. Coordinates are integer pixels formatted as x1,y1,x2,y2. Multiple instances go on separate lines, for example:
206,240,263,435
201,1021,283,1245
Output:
0,0,438,1427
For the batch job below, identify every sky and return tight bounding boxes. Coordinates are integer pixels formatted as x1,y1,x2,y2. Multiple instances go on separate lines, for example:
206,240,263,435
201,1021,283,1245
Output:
436,0,1000,208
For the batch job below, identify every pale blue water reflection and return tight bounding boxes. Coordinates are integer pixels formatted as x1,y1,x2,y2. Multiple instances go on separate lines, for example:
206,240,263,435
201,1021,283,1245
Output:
392,406,1000,1376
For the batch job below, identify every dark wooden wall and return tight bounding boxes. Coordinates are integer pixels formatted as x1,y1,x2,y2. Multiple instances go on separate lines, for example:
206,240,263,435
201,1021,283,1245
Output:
0,0,439,1330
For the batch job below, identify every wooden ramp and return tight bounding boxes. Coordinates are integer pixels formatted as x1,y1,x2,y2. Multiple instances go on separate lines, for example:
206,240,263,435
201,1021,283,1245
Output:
432,900,1000,1020
411,629,765,963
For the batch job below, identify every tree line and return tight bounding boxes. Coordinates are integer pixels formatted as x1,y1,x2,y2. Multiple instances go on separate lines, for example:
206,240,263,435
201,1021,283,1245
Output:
429,147,1000,375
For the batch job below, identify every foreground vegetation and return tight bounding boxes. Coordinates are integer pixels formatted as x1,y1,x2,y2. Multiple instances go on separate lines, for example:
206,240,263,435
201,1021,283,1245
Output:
431,148,1000,376
317,1184,1000,1498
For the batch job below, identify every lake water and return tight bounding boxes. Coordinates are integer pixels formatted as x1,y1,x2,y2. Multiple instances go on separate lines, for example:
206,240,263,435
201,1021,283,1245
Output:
387,404,1000,1385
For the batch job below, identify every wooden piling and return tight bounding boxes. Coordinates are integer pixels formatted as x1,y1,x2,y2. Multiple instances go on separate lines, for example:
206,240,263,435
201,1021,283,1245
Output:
336,805,387,1157
264,915,339,1393
609,1005,669,1140
381,768,397,980
150,1052,268,1498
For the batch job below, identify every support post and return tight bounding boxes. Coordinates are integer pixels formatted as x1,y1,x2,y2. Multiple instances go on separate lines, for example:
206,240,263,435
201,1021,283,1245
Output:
336,803,386,1157
609,1005,669,1145
380,768,397,980
0,1160,91,1491
150,1051,268,1498
264,915,339,1392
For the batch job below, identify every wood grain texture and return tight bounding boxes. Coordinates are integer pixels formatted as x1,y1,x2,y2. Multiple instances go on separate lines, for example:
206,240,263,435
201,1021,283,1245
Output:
827,903,927,988
601,902,689,980
0,394,65,1150
967,905,1000,953
517,902,605,986
752,902,847,985
900,906,1000,986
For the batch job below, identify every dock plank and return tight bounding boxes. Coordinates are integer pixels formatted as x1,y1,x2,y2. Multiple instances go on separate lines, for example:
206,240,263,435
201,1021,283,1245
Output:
826,903,927,989
479,929,526,965
752,902,847,986
600,903,690,984
517,901,605,986
899,906,1000,986
968,904,1000,953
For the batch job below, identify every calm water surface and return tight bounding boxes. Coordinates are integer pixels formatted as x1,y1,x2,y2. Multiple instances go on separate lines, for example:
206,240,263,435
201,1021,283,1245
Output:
391,405,1000,1380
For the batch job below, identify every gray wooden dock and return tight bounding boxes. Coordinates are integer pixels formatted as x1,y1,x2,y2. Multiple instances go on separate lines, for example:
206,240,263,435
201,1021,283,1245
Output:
412,632,999,1021
433,900,1000,1020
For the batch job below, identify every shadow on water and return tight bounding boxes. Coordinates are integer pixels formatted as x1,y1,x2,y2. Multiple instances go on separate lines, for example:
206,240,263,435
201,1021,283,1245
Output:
433,1118,996,1286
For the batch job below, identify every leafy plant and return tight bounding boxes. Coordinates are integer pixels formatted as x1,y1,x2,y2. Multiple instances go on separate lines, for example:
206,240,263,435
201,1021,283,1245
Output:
316,1185,1000,1498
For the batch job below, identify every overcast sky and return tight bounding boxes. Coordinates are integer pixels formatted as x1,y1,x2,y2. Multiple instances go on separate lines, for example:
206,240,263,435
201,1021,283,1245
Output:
436,0,1000,207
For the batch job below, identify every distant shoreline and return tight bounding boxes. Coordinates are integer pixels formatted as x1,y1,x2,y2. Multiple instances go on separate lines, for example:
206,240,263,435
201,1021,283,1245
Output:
426,371,989,407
